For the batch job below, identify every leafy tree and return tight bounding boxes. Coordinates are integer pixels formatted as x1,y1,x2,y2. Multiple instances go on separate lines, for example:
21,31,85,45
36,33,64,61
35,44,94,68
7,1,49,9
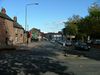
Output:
88,2,100,39
77,3,100,40
64,15,80,36
63,3,100,41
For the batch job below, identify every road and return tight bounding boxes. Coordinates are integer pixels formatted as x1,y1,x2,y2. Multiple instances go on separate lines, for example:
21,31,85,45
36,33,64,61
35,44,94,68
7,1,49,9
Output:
0,41,100,75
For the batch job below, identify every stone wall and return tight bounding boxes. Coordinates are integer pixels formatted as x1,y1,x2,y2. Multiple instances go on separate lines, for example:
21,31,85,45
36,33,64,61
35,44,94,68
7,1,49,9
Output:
14,28,24,44
5,19,15,45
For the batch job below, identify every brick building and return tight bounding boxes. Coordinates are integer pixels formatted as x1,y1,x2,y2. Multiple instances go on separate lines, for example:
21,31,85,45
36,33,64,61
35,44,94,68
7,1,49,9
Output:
0,8,24,46
13,16,24,45
0,13,7,46
0,8,14,46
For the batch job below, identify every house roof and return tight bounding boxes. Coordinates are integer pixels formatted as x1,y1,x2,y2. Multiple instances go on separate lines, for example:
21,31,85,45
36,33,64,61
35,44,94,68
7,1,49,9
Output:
30,28,40,32
14,22,24,29
0,11,24,30
0,12,13,21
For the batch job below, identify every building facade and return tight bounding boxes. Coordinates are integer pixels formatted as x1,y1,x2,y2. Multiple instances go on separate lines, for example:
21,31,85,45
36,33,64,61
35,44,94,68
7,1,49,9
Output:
45,33,62,41
13,16,24,45
0,8,24,46
0,8,14,46
0,13,7,46
30,28,42,41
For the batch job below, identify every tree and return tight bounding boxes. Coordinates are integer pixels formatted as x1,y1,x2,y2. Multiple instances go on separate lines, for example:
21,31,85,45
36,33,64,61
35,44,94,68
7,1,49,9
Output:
88,2,100,39
62,3,100,41
63,15,80,36
88,2,100,17
77,3,100,40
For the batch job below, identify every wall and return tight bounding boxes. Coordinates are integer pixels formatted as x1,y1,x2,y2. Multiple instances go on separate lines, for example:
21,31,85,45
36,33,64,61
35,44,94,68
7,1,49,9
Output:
14,28,24,44
5,19,15,45
0,17,7,46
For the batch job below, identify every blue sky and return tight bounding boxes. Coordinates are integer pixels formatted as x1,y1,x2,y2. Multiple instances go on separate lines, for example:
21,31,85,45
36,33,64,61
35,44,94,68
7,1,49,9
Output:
0,0,97,33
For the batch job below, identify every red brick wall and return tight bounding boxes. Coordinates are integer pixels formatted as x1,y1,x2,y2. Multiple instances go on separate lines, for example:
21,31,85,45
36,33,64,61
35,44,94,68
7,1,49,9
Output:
0,17,7,46
5,19,15,45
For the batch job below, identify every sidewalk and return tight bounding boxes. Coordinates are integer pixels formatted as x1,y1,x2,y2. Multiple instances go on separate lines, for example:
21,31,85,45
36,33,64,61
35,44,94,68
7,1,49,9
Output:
27,42,40,48
0,45,16,50
16,42,40,50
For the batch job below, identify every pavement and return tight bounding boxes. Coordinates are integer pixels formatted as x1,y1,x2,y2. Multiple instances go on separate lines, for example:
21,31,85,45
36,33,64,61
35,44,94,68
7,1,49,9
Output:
0,41,100,75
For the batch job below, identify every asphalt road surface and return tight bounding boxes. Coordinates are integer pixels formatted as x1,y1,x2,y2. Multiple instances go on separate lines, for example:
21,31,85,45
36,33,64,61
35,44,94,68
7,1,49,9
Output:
0,41,100,75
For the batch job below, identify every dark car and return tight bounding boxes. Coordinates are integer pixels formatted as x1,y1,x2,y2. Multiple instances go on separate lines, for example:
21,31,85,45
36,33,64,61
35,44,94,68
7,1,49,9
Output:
75,42,91,51
93,39,100,45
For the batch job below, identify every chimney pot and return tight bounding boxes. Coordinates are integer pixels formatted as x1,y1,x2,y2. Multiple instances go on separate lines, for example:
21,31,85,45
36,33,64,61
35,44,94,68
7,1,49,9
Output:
13,16,17,22
1,8,6,14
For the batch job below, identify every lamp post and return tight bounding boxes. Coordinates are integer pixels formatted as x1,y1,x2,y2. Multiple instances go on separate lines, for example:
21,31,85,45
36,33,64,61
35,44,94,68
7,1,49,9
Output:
25,3,39,31
25,3,39,44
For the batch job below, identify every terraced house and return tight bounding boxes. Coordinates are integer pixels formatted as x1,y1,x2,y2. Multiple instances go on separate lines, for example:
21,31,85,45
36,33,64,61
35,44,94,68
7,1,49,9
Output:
13,16,24,45
0,10,7,47
30,28,41,41
0,8,14,47
0,8,24,47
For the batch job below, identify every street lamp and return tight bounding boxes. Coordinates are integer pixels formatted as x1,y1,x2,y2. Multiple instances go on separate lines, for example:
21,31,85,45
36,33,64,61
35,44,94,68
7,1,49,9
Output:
25,3,39,44
25,2,39,31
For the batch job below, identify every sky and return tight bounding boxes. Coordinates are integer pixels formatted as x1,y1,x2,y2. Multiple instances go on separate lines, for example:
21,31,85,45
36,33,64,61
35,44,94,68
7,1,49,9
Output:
0,0,98,33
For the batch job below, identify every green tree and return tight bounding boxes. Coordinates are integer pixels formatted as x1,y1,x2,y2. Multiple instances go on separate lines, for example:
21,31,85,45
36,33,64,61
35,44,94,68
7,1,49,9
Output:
64,15,80,36
63,3,100,41
88,2,100,39
77,3,100,40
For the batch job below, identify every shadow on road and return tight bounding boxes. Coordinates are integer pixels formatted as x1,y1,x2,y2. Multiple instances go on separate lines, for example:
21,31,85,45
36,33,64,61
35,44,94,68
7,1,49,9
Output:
63,47,100,61
0,48,75,75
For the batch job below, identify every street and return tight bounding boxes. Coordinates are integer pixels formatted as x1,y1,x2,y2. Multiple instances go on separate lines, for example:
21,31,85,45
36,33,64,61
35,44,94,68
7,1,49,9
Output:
0,41,100,75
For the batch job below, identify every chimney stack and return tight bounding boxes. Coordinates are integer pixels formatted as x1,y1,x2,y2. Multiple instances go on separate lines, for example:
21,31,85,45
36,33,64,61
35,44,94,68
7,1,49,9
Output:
13,16,17,22
1,8,6,14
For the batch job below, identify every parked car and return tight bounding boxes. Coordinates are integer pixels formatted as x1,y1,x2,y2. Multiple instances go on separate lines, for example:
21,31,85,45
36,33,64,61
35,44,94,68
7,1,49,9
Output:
57,40,66,46
93,39,100,45
66,40,72,46
75,42,91,51
51,39,55,43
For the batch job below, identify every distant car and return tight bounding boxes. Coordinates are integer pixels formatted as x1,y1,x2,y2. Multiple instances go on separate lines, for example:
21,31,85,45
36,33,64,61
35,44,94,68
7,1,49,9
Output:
57,40,72,46
93,39,100,45
87,40,92,44
58,40,66,46
51,40,55,43
65,41,72,46
75,42,91,51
